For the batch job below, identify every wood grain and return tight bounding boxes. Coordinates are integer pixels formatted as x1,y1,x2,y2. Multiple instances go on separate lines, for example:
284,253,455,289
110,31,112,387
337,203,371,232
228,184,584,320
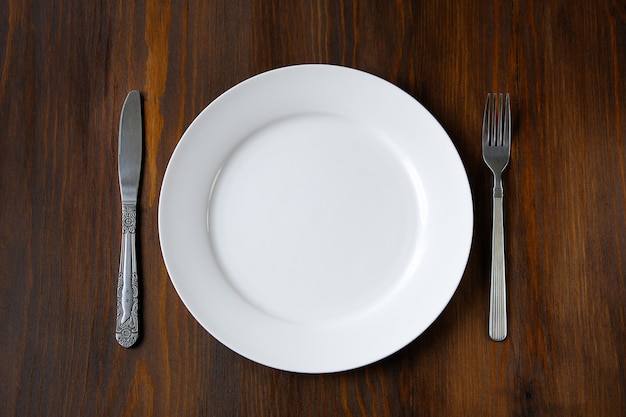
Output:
1,0,625,415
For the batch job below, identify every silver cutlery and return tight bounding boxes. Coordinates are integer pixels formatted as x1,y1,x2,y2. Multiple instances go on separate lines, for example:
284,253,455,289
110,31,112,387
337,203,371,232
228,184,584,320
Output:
482,93,511,342
116,90,143,347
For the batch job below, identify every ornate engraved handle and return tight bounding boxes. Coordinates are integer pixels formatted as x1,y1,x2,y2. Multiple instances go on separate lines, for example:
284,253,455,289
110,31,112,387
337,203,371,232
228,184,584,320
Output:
116,204,139,347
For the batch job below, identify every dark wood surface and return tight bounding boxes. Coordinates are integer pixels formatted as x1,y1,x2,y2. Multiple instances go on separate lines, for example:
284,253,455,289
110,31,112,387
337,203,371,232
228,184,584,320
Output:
2,0,625,415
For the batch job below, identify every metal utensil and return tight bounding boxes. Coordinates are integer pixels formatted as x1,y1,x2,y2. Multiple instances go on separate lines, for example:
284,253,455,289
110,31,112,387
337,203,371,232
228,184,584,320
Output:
116,90,142,347
482,93,511,342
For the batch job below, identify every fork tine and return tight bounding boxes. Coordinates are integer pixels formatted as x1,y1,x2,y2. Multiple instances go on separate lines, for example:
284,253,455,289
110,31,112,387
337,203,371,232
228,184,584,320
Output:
497,93,504,146
482,93,491,146
489,93,498,146
503,93,511,148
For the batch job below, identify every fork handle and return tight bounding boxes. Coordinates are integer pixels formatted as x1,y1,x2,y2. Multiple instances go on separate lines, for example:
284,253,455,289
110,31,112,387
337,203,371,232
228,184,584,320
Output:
489,193,507,341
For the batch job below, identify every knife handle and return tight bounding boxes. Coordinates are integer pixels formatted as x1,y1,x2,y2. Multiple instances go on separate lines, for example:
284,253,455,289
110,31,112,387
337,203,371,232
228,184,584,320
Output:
116,204,139,347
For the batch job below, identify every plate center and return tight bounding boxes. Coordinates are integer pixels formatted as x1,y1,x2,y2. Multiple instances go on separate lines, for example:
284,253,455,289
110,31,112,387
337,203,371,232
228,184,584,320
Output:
208,114,424,324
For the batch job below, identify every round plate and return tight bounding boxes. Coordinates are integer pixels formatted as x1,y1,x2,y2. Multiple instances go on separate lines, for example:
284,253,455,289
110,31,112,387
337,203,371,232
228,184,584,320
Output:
159,64,473,373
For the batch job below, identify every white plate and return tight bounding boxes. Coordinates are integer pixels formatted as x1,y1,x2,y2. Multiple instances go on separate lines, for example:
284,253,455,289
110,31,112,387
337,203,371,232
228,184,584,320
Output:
159,65,473,373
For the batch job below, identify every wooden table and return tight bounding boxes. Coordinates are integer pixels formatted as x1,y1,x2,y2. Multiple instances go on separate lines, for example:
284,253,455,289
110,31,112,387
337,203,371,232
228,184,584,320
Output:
2,0,625,415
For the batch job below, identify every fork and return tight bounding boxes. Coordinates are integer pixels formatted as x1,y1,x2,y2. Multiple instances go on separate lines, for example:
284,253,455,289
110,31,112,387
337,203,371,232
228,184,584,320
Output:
482,93,511,341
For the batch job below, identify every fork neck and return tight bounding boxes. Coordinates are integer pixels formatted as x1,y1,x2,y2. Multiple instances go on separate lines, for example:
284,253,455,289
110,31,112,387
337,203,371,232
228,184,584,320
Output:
493,176,504,198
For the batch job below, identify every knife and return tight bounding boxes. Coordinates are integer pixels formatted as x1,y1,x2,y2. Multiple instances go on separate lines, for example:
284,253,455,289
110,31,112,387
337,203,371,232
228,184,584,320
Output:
116,90,142,347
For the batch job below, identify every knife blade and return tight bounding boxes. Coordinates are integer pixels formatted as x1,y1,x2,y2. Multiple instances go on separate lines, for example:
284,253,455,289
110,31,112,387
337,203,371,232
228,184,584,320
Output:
116,90,142,347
